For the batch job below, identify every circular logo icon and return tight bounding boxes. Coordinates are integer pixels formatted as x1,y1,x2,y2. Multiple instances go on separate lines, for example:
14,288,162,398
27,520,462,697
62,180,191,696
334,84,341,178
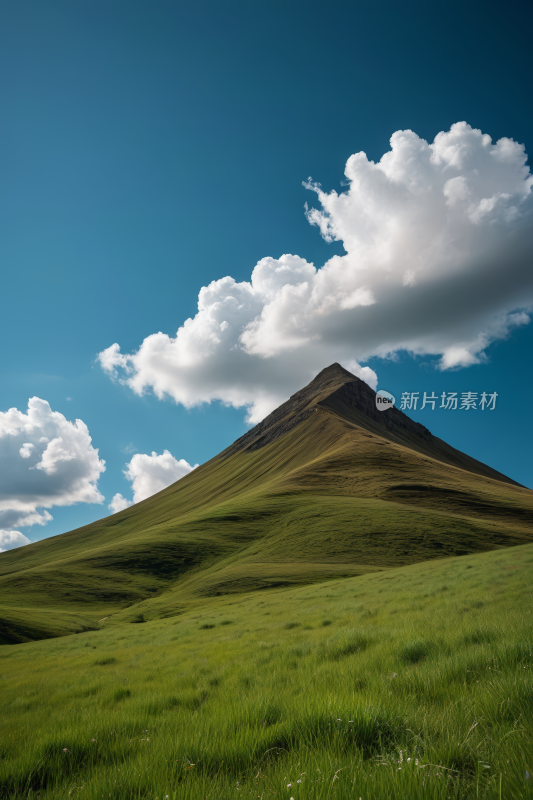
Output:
375,390,395,411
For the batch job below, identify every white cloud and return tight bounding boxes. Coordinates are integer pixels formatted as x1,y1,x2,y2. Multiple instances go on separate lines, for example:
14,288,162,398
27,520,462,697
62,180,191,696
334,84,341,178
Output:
108,493,132,514
19,443,35,459
0,530,31,552
109,450,197,513
0,398,105,530
443,176,470,207
98,122,533,423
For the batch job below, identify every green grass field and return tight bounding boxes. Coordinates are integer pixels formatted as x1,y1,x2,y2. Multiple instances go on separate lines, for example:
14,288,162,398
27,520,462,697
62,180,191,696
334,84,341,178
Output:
1,542,532,799
2,365,532,798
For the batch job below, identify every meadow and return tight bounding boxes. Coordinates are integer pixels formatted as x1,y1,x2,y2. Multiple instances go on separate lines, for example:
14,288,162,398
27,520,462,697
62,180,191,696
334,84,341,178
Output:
1,542,532,799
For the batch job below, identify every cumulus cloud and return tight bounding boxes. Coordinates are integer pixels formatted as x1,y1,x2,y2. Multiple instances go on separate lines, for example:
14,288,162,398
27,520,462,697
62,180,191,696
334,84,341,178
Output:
19,443,35,459
98,122,532,422
0,397,105,531
108,493,132,514
108,450,197,513
0,530,31,552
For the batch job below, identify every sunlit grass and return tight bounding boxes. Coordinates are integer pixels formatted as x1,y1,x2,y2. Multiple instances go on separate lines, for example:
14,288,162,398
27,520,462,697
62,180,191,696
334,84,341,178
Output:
1,543,533,798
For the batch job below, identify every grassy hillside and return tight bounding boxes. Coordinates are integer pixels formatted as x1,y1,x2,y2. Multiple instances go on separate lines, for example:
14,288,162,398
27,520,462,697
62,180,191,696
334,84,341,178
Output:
1,542,532,799
1,366,532,643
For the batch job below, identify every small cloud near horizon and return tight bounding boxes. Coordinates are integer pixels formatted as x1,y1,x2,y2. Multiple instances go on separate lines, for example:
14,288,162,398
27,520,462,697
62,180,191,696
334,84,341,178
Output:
109,450,197,514
0,398,105,533
0,530,31,552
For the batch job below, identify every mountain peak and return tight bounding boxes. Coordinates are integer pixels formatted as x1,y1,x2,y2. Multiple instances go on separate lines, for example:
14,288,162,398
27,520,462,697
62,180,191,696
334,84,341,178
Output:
219,364,361,458
312,362,359,382
220,363,522,486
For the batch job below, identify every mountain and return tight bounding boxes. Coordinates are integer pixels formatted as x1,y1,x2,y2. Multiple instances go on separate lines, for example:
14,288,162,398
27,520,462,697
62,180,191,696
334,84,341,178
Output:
1,363,532,644
221,364,522,484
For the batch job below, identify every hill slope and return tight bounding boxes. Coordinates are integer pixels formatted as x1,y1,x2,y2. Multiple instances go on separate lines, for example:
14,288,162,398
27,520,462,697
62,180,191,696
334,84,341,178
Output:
1,542,532,799
1,364,532,643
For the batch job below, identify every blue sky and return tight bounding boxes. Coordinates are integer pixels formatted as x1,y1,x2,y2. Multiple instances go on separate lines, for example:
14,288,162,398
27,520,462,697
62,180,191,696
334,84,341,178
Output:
1,0,532,547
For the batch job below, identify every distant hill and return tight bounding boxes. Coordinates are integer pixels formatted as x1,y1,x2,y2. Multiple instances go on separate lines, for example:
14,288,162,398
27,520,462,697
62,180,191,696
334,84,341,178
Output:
1,363,532,644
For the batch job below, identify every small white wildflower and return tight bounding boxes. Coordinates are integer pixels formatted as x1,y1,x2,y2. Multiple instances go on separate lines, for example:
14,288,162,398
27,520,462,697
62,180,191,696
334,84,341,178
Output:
407,757,411,762
287,783,292,788
297,779,302,783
